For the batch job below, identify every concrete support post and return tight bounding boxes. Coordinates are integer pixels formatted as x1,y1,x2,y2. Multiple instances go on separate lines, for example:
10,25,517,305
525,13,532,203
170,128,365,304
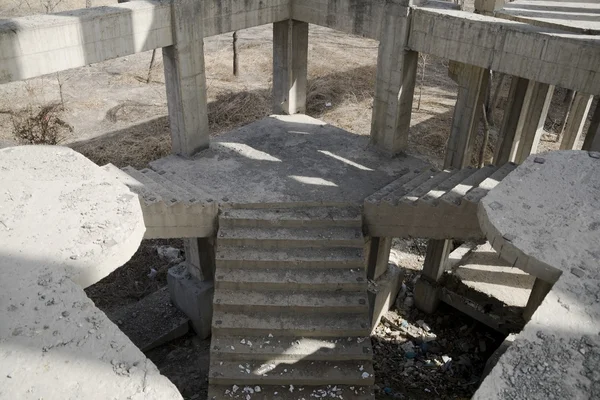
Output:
523,278,553,321
495,77,554,164
583,99,600,152
370,2,418,155
366,237,393,280
474,0,505,15
444,62,489,168
560,93,594,150
414,239,452,313
272,20,308,115
162,0,210,157
183,237,216,281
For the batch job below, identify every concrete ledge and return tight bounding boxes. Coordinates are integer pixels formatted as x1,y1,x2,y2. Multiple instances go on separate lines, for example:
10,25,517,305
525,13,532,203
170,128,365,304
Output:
167,263,214,339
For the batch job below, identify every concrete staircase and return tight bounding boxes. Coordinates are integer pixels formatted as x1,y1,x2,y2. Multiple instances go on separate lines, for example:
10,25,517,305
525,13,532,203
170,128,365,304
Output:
364,162,518,239
208,206,375,399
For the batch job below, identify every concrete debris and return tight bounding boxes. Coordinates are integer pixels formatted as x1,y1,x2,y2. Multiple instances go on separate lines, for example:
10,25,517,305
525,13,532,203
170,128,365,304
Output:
157,245,183,264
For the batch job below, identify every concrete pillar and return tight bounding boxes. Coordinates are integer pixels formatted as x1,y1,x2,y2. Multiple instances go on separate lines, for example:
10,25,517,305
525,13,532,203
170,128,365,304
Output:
184,237,216,282
273,20,308,115
560,92,594,150
495,77,554,164
583,99,600,152
474,0,505,15
444,62,489,168
162,0,210,157
370,1,418,155
414,239,451,313
366,237,393,280
415,61,487,314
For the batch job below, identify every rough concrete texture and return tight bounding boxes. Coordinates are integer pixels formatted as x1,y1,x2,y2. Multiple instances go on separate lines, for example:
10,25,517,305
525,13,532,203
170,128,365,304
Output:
150,115,429,206
167,263,214,339
0,146,181,399
364,162,517,239
497,0,600,34
368,263,404,332
475,150,600,399
453,242,534,308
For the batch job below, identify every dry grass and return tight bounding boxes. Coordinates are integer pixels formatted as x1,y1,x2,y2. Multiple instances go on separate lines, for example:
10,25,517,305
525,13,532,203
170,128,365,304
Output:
11,103,73,145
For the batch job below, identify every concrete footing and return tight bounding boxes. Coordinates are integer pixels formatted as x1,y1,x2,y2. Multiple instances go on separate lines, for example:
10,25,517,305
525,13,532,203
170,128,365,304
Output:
167,263,214,339
368,263,404,332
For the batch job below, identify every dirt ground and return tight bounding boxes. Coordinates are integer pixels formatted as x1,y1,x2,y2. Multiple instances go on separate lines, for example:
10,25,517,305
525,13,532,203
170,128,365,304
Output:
1,1,597,399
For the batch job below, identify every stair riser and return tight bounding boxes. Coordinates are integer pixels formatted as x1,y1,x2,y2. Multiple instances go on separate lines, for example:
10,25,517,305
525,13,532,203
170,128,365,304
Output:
210,352,372,362
219,218,362,229
212,327,371,338
209,376,375,386
218,238,364,248
215,281,366,292
215,259,365,269
213,303,368,314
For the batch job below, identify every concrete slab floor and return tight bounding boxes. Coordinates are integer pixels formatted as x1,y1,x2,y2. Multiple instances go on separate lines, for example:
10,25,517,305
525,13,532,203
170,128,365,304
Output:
150,115,429,206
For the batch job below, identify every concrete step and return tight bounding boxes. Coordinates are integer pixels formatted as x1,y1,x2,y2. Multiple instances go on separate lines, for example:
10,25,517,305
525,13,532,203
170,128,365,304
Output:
208,384,374,399
209,360,375,386
122,166,181,207
210,335,372,361
463,162,518,204
399,168,460,204
419,166,480,205
217,227,364,248
109,165,165,208
212,311,371,337
216,246,364,269
213,289,368,313
219,207,362,228
438,164,499,206
364,167,426,203
214,268,367,292
156,169,216,203
383,168,439,205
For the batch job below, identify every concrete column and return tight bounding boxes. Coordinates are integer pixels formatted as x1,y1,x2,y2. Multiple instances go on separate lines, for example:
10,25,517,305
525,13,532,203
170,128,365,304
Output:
495,77,554,164
523,278,553,321
370,1,418,155
366,237,393,280
273,20,308,115
183,237,216,282
560,92,594,150
474,0,505,15
162,0,210,157
583,99,600,152
445,62,489,168
414,239,451,313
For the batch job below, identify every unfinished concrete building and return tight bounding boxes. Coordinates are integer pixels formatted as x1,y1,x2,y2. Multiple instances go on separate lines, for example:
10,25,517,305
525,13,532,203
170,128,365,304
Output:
0,0,599,399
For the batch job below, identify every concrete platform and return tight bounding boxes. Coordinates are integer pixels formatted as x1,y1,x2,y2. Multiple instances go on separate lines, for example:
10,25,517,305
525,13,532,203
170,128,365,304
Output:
149,115,429,207
475,150,600,399
497,0,600,35
0,146,181,400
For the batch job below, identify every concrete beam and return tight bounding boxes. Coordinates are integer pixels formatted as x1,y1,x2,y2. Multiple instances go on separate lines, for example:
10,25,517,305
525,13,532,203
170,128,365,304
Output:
495,77,553,164
583,99,600,152
273,20,309,115
409,7,600,95
560,92,594,150
370,2,417,155
0,1,173,84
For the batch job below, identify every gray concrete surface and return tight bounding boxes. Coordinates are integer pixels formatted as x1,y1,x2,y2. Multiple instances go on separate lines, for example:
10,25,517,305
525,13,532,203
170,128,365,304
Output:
150,115,430,206
0,145,181,400
475,150,600,399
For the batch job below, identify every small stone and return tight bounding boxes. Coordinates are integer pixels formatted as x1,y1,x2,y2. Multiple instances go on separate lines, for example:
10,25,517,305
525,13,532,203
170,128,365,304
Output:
588,151,600,159
61,311,70,318
533,157,545,164
361,372,370,379
571,267,585,278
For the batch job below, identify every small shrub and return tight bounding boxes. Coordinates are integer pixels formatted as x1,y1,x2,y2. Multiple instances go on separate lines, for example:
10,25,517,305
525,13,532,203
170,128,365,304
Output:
11,103,73,145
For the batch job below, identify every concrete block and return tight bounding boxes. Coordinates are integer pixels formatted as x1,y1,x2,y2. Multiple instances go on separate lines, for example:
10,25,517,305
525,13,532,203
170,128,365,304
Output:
368,264,404,332
167,263,214,339
413,278,441,314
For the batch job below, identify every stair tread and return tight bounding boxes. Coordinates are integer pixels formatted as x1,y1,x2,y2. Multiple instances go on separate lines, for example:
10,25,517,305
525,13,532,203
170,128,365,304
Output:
216,246,364,267
400,169,458,203
209,360,375,385
157,169,215,202
365,167,423,203
212,311,370,336
439,164,499,205
214,289,368,311
214,268,367,290
211,335,372,361
464,162,518,203
208,384,374,399
120,166,169,205
139,168,196,204
384,168,438,204
221,207,361,222
219,226,363,241
420,166,479,204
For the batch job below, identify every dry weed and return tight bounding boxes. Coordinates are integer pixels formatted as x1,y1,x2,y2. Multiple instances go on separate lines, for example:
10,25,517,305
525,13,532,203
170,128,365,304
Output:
11,103,73,145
